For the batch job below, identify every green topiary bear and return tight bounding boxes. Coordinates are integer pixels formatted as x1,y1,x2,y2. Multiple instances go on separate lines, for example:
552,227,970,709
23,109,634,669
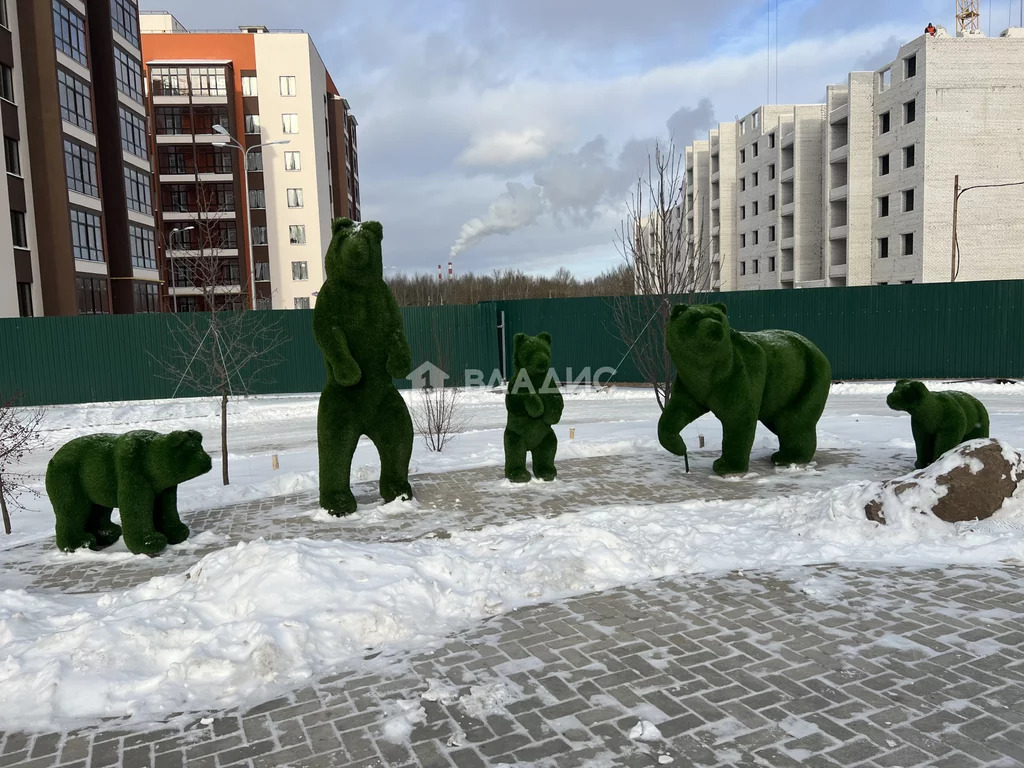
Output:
659,303,832,476
886,380,990,469
315,219,414,516
504,332,564,483
46,430,212,555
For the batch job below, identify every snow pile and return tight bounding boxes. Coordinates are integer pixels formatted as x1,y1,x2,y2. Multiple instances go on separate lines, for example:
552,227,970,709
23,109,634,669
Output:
2,479,1023,730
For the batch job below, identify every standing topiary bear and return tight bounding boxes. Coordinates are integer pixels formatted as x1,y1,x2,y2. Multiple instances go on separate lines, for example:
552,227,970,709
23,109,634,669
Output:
886,380,990,469
504,332,564,483
659,303,832,475
46,430,212,555
315,219,414,516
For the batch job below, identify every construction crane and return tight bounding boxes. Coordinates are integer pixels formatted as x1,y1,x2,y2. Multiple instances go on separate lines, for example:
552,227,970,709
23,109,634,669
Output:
956,0,981,35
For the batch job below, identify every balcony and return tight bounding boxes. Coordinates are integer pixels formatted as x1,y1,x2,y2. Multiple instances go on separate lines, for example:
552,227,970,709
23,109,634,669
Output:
781,131,795,148
829,263,848,277
162,209,236,222
829,144,849,163
781,166,796,182
781,236,795,250
829,103,850,124
829,185,849,202
829,225,850,240
711,225,721,236
782,202,795,216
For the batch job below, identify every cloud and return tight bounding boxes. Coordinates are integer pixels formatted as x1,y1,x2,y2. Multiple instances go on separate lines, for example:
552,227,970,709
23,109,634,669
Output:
449,183,546,258
667,98,716,144
458,128,553,167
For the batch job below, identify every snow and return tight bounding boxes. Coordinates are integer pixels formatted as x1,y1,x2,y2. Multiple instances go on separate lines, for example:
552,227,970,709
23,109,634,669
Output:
1,381,1023,731
628,719,663,742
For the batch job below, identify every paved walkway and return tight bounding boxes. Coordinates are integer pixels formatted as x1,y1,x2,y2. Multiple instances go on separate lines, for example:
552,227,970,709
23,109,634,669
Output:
2,451,1024,767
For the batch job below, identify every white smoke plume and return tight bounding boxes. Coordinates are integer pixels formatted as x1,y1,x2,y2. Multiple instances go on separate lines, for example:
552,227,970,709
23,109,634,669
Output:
450,183,546,258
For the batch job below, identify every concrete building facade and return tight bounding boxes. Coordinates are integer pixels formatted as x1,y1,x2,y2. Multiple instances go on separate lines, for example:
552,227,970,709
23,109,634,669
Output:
0,0,159,318
141,13,360,311
678,29,1024,292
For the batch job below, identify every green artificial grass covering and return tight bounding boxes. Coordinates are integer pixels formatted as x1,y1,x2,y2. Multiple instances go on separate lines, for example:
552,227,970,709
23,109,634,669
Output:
659,303,832,476
887,380,990,469
46,429,212,555
315,219,414,515
504,332,564,482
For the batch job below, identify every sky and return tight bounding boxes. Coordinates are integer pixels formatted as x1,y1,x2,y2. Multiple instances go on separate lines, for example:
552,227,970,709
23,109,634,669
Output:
136,0,1000,278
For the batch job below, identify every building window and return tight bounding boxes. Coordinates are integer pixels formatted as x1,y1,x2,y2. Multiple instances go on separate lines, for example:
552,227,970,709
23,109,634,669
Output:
291,261,308,280
768,225,776,242
113,45,144,104
769,164,776,180
287,188,303,208
150,66,189,97
769,133,776,149
740,205,746,220
76,276,109,314
244,114,261,134
4,136,19,175
251,225,268,245
0,64,13,103
880,111,891,135
247,151,263,172
190,67,227,97
0,0,8,29
740,261,746,276
878,237,890,259
242,76,258,96
132,282,159,313
65,140,98,196
129,226,156,268
58,69,93,131
282,114,299,134
254,261,270,281
119,107,148,160
740,149,746,164
289,224,306,244
902,232,914,255
769,256,776,272
905,54,917,78
10,210,27,248
158,146,189,175
70,209,103,261
878,196,890,217
294,297,310,309
17,283,32,317
740,177,746,192
752,142,759,158
753,230,759,246
193,106,230,134
154,106,186,135
878,68,892,92
769,194,776,211
904,99,916,124
740,233,746,248
123,166,152,214
752,201,759,216
111,0,140,47
753,172,759,187
753,259,759,274
284,151,301,171
194,145,233,174
53,1,88,66
879,154,890,176
903,188,915,212
903,145,915,168
249,188,266,209
280,76,296,96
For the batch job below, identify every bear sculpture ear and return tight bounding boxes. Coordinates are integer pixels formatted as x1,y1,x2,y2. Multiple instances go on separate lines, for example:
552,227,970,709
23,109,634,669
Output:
513,332,527,346
711,302,729,316
332,218,355,236
362,221,383,241
537,331,552,346
670,304,688,321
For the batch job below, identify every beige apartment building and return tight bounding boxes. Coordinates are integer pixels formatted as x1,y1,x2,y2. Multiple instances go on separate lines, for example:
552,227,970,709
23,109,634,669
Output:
674,28,1024,293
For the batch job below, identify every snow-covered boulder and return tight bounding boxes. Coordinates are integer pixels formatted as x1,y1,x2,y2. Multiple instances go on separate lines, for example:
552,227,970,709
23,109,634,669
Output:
865,439,1024,525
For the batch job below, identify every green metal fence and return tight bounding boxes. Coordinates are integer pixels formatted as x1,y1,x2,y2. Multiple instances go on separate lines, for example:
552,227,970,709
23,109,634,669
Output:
0,281,1021,407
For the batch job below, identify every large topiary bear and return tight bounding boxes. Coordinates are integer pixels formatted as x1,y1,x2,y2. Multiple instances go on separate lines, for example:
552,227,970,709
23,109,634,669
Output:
46,430,212,555
886,379,990,469
315,219,414,516
659,303,831,475
504,332,564,483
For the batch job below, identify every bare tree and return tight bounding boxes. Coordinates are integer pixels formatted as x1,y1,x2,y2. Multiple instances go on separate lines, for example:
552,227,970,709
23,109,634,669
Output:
612,140,712,410
411,323,468,452
0,396,42,535
158,182,286,485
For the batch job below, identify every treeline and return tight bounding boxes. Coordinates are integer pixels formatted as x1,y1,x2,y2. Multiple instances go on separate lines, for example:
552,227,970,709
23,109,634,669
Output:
387,265,635,306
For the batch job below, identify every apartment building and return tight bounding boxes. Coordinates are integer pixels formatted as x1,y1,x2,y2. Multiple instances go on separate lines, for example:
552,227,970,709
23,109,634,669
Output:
141,13,360,311
675,28,1024,293
0,0,159,318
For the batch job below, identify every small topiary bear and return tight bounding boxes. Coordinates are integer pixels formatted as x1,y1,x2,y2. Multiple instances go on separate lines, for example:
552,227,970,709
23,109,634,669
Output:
315,218,414,516
504,332,564,483
46,429,212,555
659,303,832,475
886,379,990,469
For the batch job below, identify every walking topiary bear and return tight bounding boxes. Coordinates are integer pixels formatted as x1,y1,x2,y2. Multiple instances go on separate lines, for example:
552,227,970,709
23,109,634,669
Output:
504,332,564,483
315,218,414,516
659,303,832,475
46,430,212,555
886,379,990,469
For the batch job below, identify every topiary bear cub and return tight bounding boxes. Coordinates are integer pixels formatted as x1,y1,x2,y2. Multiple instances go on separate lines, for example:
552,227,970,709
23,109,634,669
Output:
46,430,212,555
659,303,832,476
504,332,564,483
315,218,414,516
886,379,989,469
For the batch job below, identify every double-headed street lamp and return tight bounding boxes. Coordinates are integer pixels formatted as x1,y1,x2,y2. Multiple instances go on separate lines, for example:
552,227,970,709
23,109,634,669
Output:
168,225,195,312
212,124,290,309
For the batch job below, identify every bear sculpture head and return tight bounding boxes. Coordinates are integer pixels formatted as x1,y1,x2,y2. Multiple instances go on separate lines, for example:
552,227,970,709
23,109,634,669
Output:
324,218,385,285
887,379,928,413
666,303,732,363
513,332,553,378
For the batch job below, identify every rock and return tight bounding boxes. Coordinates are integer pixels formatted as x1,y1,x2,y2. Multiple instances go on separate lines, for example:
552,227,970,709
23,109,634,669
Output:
865,439,1024,525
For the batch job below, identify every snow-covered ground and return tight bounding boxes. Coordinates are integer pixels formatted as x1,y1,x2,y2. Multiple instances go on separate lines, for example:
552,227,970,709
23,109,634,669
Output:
1,381,1023,731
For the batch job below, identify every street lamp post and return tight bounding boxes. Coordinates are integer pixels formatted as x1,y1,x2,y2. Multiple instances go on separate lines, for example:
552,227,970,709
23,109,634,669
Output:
168,225,195,313
213,124,290,309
